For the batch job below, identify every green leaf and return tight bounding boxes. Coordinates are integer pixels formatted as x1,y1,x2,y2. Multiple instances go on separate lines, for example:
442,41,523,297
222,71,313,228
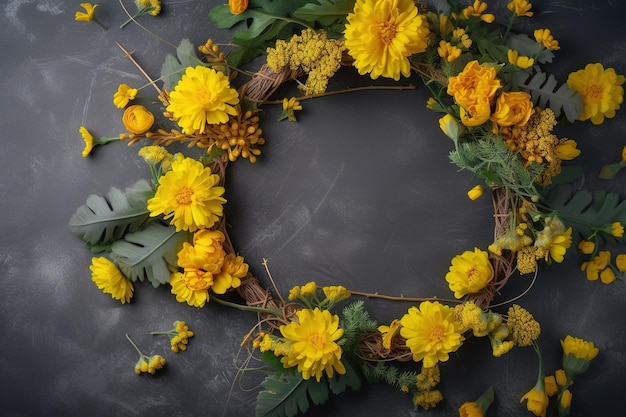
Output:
160,38,204,91
68,180,153,246
506,33,554,64
110,222,192,287
327,356,361,394
517,70,583,122
293,0,355,26
256,372,330,417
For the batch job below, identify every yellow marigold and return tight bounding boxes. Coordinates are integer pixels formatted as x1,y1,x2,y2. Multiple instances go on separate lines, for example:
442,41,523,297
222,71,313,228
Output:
507,0,533,17
113,83,138,108
534,29,560,51
228,0,248,15
611,221,624,237
279,308,346,382
567,63,625,125
122,105,154,134
461,0,495,23
147,157,226,232
90,257,134,304
561,335,599,376
507,304,540,346
447,60,501,126
520,384,549,417
467,185,485,200
75,2,97,22
378,319,402,350
437,40,462,63
491,91,534,128
166,66,239,134
400,301,465,368
413,389,443,410
344,0,430,81
555,139,581,160
507,49,535,69
445,248,494,299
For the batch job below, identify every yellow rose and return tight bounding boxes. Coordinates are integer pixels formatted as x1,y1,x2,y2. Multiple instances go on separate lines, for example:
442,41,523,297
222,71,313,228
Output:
491,91,534,128
122,105,154,134
447,61,501,127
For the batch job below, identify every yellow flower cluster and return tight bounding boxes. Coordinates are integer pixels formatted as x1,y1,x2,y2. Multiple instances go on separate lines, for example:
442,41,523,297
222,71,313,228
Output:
288,281,351,310
506,304,540,347
454,302,514,357
138,145,172,166
170,230,248,307
266,28,345,95
135,354,166,375
151,321,195,353
412,364,444,410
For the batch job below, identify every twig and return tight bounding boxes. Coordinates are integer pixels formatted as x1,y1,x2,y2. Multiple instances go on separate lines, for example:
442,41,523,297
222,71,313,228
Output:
116,42,161,95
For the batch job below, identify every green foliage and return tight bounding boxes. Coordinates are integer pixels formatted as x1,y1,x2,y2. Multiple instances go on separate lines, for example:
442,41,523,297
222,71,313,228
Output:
517,70,583,122
506,33,554,64
255,372,329,417
160,38,204,91
68,180,153,248
361,361,419,390
293,0,355,36
339,300,378,351
327,356,362,394
449,137,542,199
543,184,626,243
110,222,192,287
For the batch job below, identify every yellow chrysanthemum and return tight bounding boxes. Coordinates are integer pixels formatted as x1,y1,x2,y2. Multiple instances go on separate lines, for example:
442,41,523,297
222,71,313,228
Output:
166,66,239,134
279,308,346,382
400,301,465,368
344,0,430,81
113,83,138,108
445,248,494,299
567,63,625,125
147,157,226,232
90,257,134,304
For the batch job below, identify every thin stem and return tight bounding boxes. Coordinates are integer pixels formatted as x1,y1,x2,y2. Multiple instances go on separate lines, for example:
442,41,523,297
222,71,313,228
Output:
125,334,143,356
258,85,416,105
348,290,461,304
92,17,108,31
211,295,283,317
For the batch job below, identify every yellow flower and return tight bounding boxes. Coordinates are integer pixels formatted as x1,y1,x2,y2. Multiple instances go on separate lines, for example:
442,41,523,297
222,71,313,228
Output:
279,97,303,122
127,334,166,375
611,221,624,237
138,145,171,165
228,0,248,15
616,254,626,272
343,0,430,81
151,321,195,353
447,60,501,127
90,257,134,304
534,29,560,51
490,337,514,357
536,226,573,263
567,63,625,125
507,304,540,347
555,368,567,387
555,139,581,160
600,267,616,284
166,66,239,134
322,285,351,303
413,389,444,410
80,126,95,157
520,385,549,417
439,113,461,141
75,3,97,22
581,250,611,281
461,0,495,23
544,375,557,396
139,0,161,16
559,389,572,412
147,157,226,232
491,91,534,128
215,253,248,292
467,185,485,200
122,105,154,134
507,0,533,17
113,84,138,108
437,40,462,63
507,49,535,69
378,319,402,349
458,386,494,417
300,281,318,297
622,145,626,162
561,335,599,376
445,248,494,299
577,240,595,255
400,301,465,368
279,308,346,382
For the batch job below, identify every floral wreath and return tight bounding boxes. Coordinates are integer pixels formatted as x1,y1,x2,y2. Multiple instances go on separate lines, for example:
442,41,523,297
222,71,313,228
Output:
72,1,625,416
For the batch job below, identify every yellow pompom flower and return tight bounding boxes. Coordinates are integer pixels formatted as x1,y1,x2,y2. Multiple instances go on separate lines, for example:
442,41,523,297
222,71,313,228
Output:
166,66,239,134
467,185,485,200
400,301,465,368
507,0,533,17
520,384,549,417
534,28,560,51
567,63,625,125
90,257,134,304
461,0,495,23
445,248,494,299
279,308,346,382
322,285,351,303
147,157,226,232
344,0,430,81
122,105,154,134
561,335,599,376
113,84,138,108
127,334,166,375
507,304,540,347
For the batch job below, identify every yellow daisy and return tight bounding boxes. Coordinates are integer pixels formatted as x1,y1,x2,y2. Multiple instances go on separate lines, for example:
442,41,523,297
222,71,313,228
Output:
90,257,134,304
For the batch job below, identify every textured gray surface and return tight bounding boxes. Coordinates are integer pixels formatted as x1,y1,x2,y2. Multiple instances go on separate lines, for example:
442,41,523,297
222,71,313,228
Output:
1,1,625,416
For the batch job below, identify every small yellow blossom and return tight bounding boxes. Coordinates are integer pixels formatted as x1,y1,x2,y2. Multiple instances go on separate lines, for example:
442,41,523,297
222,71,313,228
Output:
555,139,581,160
507,49,535,69
577,240,595,255
581,250,611,281
544,375,557,396
228,0,248,14
461,0,495,23
80,126,95,157
445,248,494,299
567,63,625,125
611,221,624,238
520,384,549,417
75,2,107,29
561,335,599,376
122,105,154,134
300,281,318,297
413,389,443,410
126,334,166,376
622,145,626,162
378,319,402,350
616,254,626,272
120,0,161,28
437,40,462,63
516,246,538,274
458,386,494,417
278,97,303,122
138,145,172,165
322,285,351,303
559,389,572,415
467,185,485,200
507,304,540,346
90,257,134,304
555,368,567,387
151,321,195,353
507,0,533,17
534,28,560,51
490,338,514,357
439,114,461,141
113,84,138,108
452,28,472,49
415,363,440,391
600,267,616,284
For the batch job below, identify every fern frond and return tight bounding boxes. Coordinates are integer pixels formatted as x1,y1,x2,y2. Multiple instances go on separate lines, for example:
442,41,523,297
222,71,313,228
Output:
517,70,583,122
